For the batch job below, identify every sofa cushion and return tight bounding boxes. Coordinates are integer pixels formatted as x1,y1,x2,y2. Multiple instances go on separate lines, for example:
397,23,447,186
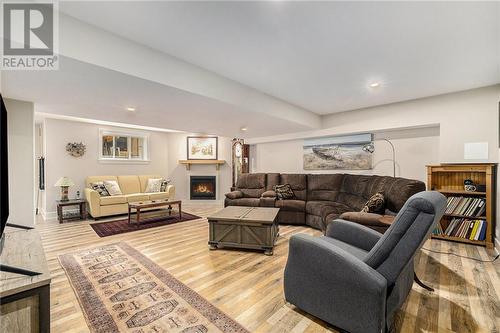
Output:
307,174,343,201
235,173,266,198
279,174,307,201
100,195,127,206
125,193,150,203
275,199,305,212
117,175,141,194
149,192,170,201
225,198,260,207
337,174,425,212
306,201,351,218
266,173,280,190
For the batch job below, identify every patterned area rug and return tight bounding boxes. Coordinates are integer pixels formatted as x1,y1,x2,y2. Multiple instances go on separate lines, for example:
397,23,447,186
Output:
59,242,249,333
90,211,201,237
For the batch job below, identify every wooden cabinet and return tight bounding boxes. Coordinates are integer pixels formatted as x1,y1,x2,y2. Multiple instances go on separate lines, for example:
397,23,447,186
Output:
427,163,496,248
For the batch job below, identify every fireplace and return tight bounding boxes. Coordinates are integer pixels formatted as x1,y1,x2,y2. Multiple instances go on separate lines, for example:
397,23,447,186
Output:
190,176,216,200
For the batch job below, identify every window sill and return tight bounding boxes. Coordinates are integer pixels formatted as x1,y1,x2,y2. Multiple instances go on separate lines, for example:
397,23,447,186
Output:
98,158,151,165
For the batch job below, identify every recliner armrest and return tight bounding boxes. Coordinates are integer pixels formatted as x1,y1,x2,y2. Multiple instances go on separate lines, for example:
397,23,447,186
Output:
225,190,243,199
326,219,383,252
261,190,276,198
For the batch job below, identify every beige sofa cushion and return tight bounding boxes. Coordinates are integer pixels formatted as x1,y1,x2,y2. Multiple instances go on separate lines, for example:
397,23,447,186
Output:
117,176,141,194
139,175,162,192
125,193,150,203
100,195,127,206
149,192,170,201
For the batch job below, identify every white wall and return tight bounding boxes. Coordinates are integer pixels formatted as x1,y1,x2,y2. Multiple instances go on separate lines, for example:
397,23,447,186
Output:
249,85,500,164
251,127,440,183
5,98,35,227
42,118,170,217
166,133,232,203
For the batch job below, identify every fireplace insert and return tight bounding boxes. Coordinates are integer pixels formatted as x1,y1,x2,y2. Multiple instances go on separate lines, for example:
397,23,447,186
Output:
190,176,216,200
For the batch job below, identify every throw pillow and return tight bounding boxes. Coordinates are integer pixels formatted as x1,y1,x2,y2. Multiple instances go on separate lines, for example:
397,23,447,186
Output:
145,178,163,193
361,192,385,214
274,184,295,200
103,180,122,196
160,179,171,192
90,182,110,197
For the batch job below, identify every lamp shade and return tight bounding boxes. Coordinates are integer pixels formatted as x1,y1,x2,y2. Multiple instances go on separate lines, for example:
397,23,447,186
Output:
54,176,74,187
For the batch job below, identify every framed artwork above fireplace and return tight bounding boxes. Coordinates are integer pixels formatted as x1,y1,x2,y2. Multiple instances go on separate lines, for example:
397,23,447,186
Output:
187,136,218,160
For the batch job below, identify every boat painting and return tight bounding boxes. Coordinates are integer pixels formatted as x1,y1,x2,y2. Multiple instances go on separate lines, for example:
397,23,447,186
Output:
303,134,373,170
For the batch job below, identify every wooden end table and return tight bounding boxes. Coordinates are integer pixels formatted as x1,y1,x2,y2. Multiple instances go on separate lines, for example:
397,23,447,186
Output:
56,199,87,223
128,200,182,225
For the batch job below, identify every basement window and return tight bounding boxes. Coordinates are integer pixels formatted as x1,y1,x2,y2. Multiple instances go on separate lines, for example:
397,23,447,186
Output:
99,129,149,162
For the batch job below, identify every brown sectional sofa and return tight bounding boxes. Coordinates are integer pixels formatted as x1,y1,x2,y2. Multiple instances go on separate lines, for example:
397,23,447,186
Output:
225,173,426,232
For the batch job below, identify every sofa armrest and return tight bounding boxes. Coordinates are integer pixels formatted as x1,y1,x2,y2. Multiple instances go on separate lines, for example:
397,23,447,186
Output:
325,219,383,252
339,211,393,227
261,190,276,198
284,234,387,333
84,188,101,218
165,184,175,200
225,190,243,199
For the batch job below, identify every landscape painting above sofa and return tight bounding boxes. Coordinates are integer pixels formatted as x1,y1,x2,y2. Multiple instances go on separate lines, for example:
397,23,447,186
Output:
303,134,373,170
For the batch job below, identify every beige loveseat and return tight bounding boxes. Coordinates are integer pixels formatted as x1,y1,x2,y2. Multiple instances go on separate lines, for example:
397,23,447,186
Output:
84,175,175,219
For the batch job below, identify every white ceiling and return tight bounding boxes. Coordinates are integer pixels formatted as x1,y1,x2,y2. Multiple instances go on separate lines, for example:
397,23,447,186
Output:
3,57,312,138
59,1,500,115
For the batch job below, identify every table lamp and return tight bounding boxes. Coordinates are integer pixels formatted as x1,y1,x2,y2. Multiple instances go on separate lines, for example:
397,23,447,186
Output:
55,177,74,201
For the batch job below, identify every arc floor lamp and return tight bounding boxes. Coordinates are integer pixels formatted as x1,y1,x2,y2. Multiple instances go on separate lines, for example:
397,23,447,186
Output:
362,139,396,177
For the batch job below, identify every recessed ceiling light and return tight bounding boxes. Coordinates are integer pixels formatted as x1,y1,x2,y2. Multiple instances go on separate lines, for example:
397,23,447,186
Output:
369,82,381,88
126,107,136,112
240,127,248,131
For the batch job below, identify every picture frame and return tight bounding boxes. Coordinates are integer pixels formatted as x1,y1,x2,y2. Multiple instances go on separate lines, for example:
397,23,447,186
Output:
303,133,373,170
187,136,218,160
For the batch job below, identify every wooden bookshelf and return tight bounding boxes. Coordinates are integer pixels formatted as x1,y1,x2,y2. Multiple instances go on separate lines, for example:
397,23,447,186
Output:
427,164,496,248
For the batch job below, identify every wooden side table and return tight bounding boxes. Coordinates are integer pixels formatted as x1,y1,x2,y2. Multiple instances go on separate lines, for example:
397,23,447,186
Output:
56,199,87,223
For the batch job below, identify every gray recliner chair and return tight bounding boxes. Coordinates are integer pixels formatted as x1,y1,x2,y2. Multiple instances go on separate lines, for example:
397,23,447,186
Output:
284,191,446,333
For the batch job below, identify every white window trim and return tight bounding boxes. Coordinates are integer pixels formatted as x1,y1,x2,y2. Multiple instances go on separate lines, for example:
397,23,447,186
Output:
98,129,150,163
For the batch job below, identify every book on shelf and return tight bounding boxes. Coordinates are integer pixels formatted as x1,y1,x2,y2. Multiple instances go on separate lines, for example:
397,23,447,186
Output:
444,196,485,217
433,218,487,241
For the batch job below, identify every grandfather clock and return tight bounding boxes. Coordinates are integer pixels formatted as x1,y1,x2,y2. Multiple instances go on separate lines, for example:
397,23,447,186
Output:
232,138,250,187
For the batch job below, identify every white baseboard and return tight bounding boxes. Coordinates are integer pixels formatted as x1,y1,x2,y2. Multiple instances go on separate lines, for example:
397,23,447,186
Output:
42,208,80,221
184,200,224,206
495,237,500,253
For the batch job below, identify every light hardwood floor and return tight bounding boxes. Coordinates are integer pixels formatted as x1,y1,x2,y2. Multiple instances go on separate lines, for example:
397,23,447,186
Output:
36,204,500,333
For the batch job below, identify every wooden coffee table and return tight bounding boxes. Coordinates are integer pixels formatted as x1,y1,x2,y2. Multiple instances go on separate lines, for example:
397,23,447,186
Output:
128,200,182,225
207,206,280,255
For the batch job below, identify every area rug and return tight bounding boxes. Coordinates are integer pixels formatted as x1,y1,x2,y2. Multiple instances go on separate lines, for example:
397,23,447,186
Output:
59,242,249,333
90,211,201,237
